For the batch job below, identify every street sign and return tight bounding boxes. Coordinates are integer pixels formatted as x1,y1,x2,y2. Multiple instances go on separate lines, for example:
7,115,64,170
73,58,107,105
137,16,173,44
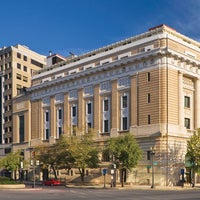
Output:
102,168,107,175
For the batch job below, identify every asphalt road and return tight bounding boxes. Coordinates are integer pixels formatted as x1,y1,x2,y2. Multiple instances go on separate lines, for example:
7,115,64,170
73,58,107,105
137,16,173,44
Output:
1,186,200,200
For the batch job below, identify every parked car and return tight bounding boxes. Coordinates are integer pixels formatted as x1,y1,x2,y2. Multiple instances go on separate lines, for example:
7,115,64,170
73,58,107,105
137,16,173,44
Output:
42,179,61,186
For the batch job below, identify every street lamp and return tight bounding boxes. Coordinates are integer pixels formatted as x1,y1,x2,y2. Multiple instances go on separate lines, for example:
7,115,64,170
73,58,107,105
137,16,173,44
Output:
150,147,155,189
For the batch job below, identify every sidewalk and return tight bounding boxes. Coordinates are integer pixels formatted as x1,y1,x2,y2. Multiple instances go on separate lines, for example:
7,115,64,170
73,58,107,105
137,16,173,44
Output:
65,183,200,190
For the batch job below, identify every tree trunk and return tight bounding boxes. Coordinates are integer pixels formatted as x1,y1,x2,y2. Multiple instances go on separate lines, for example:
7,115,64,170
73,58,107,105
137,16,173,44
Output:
78,167,85,183
51,165,57,179
121,169,124,187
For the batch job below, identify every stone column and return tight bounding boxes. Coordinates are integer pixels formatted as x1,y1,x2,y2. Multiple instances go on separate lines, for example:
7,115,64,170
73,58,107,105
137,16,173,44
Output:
178,71,184,128
50,96,55,140
195,78,200,129
78,88,85,134
13,114,19,143
63,92,70,135
94,84,101,134
130,74,138,126
110,79,119,137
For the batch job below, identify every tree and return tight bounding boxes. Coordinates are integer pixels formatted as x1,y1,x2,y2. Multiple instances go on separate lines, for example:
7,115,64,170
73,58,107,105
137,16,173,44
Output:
0,151,23,180
68,132,100,183
34,133,100,183
34,135,73,179
186,129,200,185
187,129,200,163
106,133,142,187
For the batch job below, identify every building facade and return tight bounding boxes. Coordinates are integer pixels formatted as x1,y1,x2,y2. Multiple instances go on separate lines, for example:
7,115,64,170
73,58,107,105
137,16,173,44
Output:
13,25,200,186
0,44,46,156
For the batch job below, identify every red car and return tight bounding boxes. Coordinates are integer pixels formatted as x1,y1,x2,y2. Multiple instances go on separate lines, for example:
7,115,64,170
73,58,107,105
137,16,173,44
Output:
42,179,61,186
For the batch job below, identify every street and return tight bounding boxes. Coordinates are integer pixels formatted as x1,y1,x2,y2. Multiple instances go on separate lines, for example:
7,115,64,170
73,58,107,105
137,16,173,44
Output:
1,186,200,200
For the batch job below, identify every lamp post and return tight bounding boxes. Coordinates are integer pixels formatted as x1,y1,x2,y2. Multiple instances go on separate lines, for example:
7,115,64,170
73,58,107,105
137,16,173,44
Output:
150,147,155,189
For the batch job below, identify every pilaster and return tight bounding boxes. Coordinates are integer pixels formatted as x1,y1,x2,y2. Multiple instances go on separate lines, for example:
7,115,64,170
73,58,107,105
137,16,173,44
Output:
195,78,200,129
94,84,100,133
130,74,138,126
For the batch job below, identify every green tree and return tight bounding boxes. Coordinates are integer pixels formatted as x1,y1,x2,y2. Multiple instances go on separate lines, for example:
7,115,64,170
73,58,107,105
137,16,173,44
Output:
34,133,100,183
0,151,23,180
68,132,100,183
187,129,200,173
34,135,73,179
106,133,142,187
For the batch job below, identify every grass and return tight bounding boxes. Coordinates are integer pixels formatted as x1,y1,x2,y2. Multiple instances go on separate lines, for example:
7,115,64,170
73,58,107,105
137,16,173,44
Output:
0,176,21,184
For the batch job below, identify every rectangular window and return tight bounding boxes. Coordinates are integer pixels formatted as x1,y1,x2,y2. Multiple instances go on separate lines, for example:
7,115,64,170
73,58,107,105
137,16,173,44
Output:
45,129,49,140
122,117,128,130
147,93,151,103
58,127,62,135
23,66,27,72
17,84,22,95
31,59,43,68
58,108,62,119
147,151,151,160
88,122,92,129
45,111,49,122
184,96,190,108
23,55,27,61
17,63,21,69
19,115,24,143
122,96,128,108
23,76,28,82
148,115,151,124
104,120,109,132
184,118,190,129
17,53,21,59
16,73,22,80
104,99,109,111
87,102,92,114
72,105,76,117
147,72,150,82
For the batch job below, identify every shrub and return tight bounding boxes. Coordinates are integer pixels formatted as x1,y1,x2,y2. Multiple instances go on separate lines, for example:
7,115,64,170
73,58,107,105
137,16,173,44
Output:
0,176,19,184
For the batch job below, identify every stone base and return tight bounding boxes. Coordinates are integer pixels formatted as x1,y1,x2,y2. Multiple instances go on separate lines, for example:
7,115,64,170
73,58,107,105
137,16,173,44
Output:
0,184,25,189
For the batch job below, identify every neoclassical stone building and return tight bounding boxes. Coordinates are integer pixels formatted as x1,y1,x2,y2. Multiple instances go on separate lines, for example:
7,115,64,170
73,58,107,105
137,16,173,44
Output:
12,24,200,186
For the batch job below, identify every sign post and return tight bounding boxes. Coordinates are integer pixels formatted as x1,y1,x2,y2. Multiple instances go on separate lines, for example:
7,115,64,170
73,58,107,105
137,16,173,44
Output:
102,168,107,188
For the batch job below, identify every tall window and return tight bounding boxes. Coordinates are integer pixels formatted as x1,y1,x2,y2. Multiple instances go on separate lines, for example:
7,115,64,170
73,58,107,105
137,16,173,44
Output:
147,72,151,82
122,117,128,130
58,108,62,119
104,120,109,132
102,98,110,133
45,129,49,140
58,127,62,135
86,101,93,131
72,105,77,117
122,96,128,108
44,110,50,140
184,96,190,108
184,118,190,129
19,115,24,143
57,108,63,137
121,94,129,131
148,115,151,124
45,111,49,122
87,102,92,114
104,99,109,111
147,93,151,103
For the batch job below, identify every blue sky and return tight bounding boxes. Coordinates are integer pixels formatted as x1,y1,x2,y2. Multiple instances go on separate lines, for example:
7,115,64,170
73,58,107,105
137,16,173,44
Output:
1,0,200,56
